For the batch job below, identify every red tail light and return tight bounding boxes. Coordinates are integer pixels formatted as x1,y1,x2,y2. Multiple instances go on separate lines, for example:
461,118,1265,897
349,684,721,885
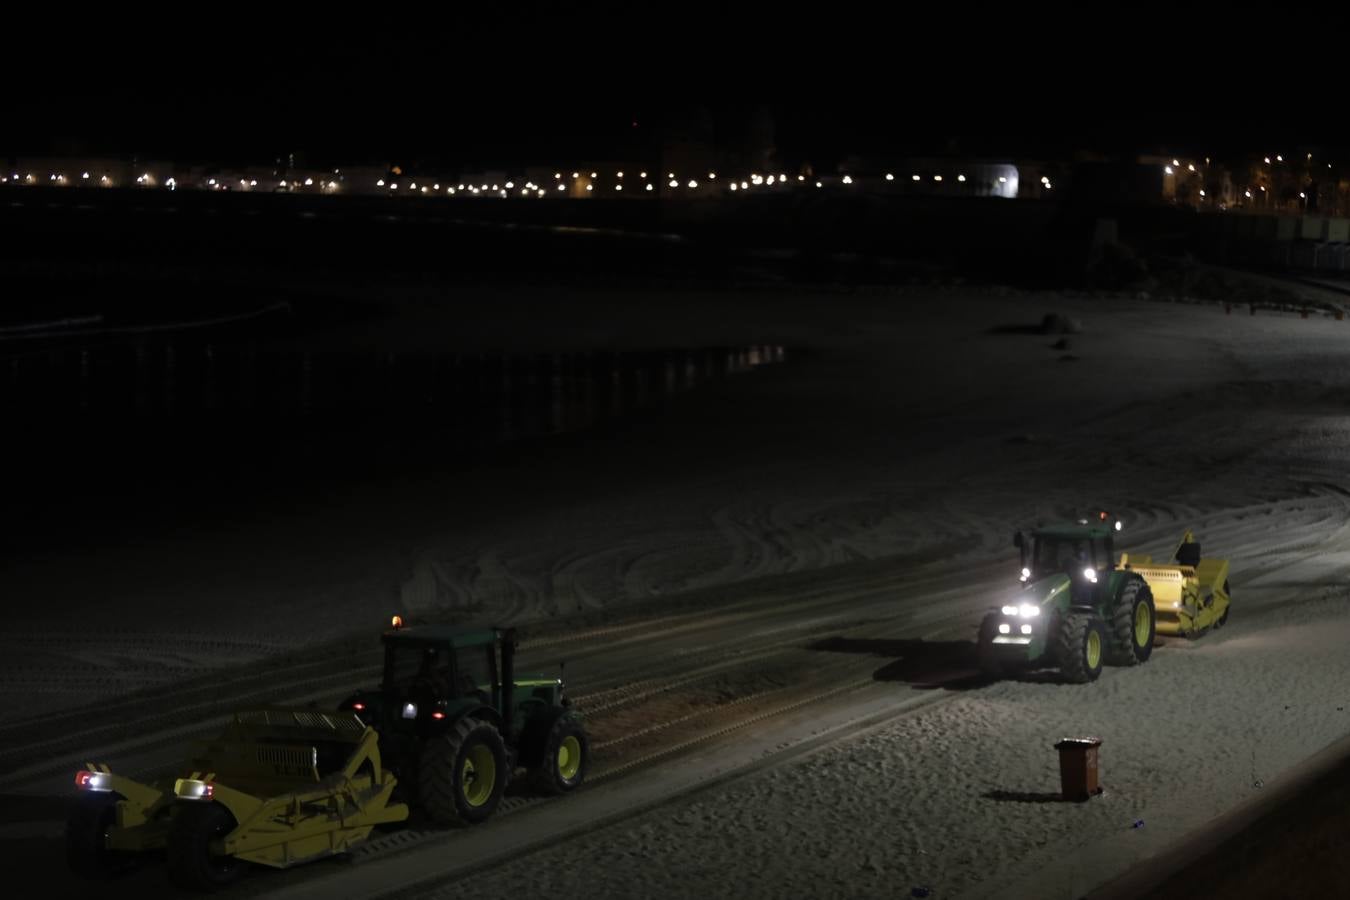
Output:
431,711,446,720
353,702,365,711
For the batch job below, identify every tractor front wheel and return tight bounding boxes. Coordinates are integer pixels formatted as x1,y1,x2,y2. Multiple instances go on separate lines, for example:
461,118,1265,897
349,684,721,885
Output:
167,802,243,890
66,792,136,879
418,717,509,826
1057,613,1105,684
1107,578,1155,665
530,715,590,795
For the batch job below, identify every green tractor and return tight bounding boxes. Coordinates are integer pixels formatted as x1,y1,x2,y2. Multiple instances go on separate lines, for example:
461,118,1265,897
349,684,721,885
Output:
339,618,588,826
978,514,1155,683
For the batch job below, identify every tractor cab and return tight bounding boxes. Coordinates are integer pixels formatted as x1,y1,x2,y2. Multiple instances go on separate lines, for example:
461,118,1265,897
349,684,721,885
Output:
1015,514,1122,584
343,618,568,746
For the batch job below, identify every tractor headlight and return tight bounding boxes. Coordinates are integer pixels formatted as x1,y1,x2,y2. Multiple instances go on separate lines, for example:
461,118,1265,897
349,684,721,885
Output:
998,624,1011,634
1019,567,1031,582
1083,567,1098,583
1002,605,1019,616
402,702,418,720
1020,624,1033,635
1019,604,1041,617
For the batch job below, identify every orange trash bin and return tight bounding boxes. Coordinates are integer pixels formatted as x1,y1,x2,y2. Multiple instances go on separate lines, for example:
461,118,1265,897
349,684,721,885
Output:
1054,737,1103,802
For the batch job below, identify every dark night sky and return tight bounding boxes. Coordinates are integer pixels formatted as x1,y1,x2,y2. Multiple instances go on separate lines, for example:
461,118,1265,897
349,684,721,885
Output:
7,15,1349,169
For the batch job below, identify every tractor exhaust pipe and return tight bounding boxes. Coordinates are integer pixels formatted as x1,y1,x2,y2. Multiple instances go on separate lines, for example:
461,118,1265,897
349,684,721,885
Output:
500,627,516,742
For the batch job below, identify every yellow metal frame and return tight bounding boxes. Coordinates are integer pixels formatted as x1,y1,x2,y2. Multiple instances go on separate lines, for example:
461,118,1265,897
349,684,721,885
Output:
1118,530,1231,637
81,713,409,870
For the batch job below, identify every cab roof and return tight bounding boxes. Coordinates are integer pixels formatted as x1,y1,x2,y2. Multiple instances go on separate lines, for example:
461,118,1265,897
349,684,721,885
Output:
1031,523,1116,540
381,625,502,648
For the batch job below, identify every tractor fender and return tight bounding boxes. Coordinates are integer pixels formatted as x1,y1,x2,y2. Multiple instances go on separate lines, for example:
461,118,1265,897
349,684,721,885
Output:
515,706,581,769
436,703,502,732
1104,569,1146,605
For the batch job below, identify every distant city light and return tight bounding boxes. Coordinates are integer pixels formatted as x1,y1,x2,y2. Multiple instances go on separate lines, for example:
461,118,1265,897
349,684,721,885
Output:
1277,155,1283,162
557,184,565,191
1245,190,1252,198
81,172,89,179
741,181,748,189
640,171,648,178
687,180,698,188
885,173,894,181
730,183,738,191
842,175,853,184
1187,164,1195,172
1300,192,1306,198
555,172,561,179
1164,166,1174,174
617,171,624,178
590,171,597,178
998,176,1007,183
304,178,313,186
957,174,966,182
797,175,805,181
645,184,653,191
1264,157,1271,164
505,181,514,189
1172,159,1179,166
708,172,716,179
669,179,678,187
1199,190,1206,197
912,175,920,181
934,175,943,182
767,175,776,185
585,184,593,191
615,184,622,190
815,181,822,188
434,183,440,190
572,172,579,179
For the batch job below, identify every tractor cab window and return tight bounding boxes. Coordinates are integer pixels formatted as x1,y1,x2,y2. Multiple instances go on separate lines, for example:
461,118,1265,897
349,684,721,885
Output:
1032,536,1114,575
459,647,496,701
384,644,450,688
456,645,497,705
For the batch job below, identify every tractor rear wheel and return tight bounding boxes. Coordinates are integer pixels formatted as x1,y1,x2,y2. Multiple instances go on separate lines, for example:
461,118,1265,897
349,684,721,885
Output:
530,715,590,795
167,802,243,890
66,792,135,879
977,613,1005,679
418,717,508,826
1056,612,1105,683
1107,577,1155,665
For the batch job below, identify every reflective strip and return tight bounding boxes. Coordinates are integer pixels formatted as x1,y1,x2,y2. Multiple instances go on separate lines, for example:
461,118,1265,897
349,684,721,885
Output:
992,636,1032,645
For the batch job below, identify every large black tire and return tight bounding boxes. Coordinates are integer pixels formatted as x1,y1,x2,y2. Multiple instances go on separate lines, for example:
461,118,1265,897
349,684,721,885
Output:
1107,577,1155,665
976,613,1005,679
1056,612,1105,684
167,802,243,891
529,714,590,795
66,792,135,879
417,717,509,826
